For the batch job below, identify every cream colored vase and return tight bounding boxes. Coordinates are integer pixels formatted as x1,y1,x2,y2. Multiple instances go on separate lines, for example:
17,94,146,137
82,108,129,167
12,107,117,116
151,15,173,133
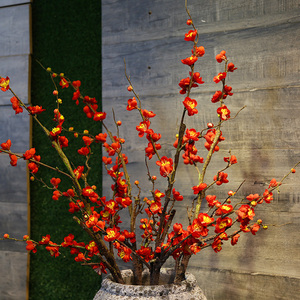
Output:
93,268,207,300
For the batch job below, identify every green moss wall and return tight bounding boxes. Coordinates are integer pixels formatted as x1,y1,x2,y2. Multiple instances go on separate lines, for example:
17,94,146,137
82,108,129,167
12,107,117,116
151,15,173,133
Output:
30,1,102,299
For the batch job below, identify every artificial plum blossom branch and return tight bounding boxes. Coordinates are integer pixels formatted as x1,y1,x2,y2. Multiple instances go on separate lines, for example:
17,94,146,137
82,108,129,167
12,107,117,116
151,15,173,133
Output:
1,0,300,288
0,148,73,180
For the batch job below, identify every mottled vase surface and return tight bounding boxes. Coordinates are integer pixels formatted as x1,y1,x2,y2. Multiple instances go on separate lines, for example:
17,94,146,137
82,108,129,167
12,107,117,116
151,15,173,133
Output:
93,268,207,300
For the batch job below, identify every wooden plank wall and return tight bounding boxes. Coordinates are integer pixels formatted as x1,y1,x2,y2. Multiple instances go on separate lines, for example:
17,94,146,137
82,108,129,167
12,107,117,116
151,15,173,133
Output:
102,0,300,299
0,1,31,300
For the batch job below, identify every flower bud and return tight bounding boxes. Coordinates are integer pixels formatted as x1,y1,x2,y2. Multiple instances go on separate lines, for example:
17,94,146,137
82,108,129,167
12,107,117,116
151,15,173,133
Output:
53,90,58,95
23,235,29,240
3,234,9,239
83,130,89,135
74,217,81,224
127,85,133,91
117,120,122,126
186,19,192,25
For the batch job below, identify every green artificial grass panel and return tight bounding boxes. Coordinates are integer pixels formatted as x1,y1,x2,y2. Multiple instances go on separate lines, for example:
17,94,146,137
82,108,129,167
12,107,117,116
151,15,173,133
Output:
30,1,102,299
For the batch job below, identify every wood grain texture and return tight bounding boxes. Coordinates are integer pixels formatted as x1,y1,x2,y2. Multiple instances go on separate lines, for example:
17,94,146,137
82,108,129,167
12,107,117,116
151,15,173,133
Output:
0,106,30,152
0,251,27,300
0,0,31,7
0,201,28,252
0,157,27,205
0,4,31,55
184,266,300,300
102,0,300,298
0,2,31,300
0,55,30,105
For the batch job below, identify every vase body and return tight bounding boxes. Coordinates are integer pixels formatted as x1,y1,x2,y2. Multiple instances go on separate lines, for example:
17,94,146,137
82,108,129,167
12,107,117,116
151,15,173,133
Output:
93,268,207,300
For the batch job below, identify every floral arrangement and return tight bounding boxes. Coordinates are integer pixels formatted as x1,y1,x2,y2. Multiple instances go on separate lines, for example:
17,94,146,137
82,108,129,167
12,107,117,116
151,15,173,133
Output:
1,1,299,287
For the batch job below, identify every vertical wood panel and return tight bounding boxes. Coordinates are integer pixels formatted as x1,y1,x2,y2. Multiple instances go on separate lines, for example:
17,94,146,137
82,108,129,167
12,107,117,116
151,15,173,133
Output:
0,1,31,7
0,252,27,300
102,1,300,299
0,55,30,105
0,4,31,55
0,2,31,300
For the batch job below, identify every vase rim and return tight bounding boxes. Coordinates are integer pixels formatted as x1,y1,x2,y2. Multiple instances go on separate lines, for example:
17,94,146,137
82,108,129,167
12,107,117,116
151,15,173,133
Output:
103,268,197,287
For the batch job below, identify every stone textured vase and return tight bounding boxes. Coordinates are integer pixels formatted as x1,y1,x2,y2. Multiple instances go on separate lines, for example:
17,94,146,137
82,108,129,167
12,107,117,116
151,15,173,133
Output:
93,268,207,300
